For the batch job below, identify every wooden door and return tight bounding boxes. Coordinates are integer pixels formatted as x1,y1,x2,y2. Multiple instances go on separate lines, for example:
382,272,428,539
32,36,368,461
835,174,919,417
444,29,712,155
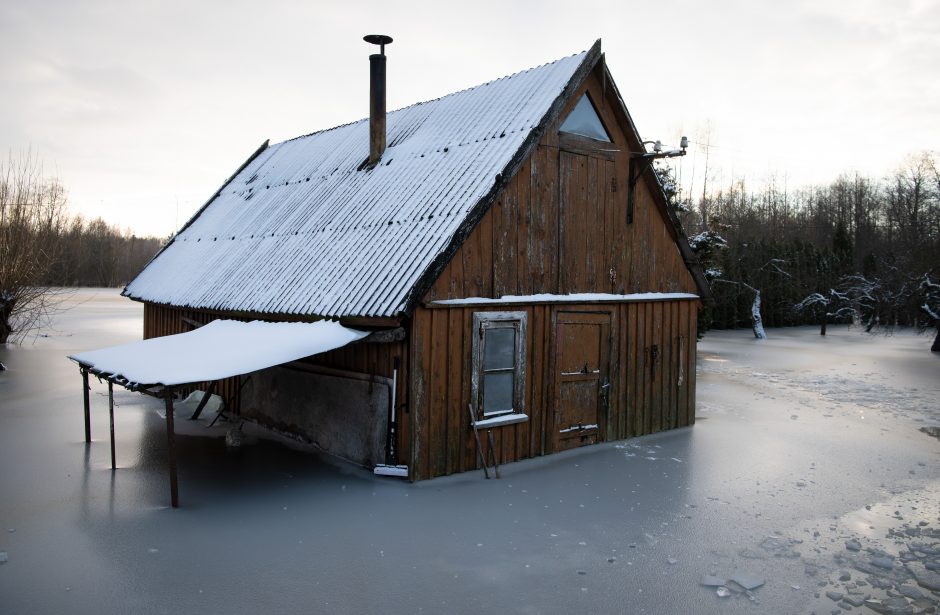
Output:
558,150,613,294
552,311,611,452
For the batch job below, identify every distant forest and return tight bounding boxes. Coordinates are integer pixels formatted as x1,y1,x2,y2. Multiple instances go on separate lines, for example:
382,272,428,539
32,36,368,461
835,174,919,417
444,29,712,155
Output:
40,152,940,329
4,151,937,339
42,216,165,287
662,151,939,336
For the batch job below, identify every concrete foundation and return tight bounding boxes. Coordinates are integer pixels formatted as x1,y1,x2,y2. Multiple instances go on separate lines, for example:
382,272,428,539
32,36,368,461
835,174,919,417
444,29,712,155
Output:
240,363,390,468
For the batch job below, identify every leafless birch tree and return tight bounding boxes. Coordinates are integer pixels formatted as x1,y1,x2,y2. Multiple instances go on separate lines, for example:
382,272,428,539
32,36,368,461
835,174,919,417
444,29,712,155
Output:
0,152,68,343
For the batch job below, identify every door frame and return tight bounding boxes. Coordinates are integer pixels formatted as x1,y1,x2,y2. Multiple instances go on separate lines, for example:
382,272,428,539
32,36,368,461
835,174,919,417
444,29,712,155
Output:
549,307,613,453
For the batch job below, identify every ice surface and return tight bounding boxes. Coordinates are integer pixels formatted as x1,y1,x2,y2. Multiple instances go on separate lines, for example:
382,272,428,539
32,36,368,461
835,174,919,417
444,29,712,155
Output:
700,575,726,587
730,573,764,590
2,290,940,615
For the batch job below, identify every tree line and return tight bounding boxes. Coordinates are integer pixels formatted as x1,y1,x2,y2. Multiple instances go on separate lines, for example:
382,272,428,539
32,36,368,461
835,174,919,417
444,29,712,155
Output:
44,216,165,287
1,152,164,342
660,151,940,349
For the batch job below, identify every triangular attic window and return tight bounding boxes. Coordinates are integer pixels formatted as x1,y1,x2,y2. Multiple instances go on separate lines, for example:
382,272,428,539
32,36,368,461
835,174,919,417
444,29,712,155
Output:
559,94,611,142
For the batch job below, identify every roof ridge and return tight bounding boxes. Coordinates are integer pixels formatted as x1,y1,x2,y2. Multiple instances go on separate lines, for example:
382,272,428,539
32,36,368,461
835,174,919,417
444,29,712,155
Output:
279,48,590,147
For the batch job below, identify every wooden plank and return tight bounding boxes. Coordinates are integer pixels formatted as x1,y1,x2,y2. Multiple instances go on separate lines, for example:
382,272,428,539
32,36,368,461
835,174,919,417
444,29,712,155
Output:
653,302,661,432
605,160,621,293
410,308,432,480
461,206,485,297
479,208,494,298
606,305,619,442
625,303,635,437
688,306,699,426
540,147,560,294
641,302,652,434
559,150,592,293
429,309,448,478
462,309,479,471
663,302,674,430
516,159,531,295
619,303,630,439
390,343,409,475
558,132,618,161
678,301,689,427
524,305,541,458
585,155,599,291
541,304,553,454
493,181,517,297
446,308,464,475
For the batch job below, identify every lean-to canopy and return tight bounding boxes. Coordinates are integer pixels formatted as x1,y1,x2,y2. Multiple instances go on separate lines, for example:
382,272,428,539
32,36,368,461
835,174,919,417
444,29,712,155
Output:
69,320,368,387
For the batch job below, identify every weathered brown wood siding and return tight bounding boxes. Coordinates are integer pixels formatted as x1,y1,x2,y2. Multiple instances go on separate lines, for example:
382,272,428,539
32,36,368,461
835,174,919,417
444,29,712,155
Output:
142,302,411,467
423,69,698,302
410,300,697,480
411,64,701,480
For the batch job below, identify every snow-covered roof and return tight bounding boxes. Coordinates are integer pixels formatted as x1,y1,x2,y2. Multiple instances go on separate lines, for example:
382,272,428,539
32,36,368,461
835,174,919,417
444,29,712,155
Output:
69,320,368,387
124,45,599,318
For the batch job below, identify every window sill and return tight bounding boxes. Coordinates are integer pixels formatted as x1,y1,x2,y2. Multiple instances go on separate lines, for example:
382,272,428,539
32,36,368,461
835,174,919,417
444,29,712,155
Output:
473,413,529,428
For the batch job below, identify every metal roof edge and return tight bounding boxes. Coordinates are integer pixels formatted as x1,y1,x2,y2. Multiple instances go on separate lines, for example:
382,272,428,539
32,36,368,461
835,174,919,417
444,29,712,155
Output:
122,139,271,299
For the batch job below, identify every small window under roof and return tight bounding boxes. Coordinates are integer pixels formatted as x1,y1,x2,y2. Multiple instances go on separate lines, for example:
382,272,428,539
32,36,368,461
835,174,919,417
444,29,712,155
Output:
559,94,611,142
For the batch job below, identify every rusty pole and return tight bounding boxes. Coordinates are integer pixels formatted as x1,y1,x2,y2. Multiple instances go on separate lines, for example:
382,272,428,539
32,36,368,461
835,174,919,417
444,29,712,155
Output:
108,381,116,470
81,368,91,443
164,388,179,508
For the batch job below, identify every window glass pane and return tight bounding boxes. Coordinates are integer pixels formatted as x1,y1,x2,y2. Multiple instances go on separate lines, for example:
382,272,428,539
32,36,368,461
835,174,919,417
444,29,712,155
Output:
483,327,515,371
483,372,514,415
559,94,611,142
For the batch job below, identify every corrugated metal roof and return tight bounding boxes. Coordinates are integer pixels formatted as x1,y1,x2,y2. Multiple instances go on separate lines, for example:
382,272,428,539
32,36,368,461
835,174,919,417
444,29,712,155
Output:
124,48,593,318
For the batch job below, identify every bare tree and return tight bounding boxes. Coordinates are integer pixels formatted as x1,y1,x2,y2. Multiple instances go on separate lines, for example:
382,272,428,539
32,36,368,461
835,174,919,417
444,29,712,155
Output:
794,288,855,336
919,274,940,352
0,152,68,343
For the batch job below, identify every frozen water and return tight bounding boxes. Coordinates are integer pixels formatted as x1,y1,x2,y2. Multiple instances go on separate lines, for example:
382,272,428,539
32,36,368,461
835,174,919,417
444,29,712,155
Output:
700,575,726,586
730,573,764,590
1,290,939,614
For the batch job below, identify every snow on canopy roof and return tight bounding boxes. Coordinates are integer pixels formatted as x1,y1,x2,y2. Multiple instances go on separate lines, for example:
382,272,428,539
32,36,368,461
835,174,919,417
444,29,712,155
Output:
69,320,369,387
124,47,595,318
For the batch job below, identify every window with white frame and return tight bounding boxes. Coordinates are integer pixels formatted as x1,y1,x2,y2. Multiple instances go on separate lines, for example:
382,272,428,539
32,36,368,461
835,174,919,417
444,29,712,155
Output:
471,312,527,419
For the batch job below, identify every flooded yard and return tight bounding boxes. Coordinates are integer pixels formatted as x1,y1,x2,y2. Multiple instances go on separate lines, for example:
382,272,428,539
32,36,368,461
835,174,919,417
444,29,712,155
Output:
1,289,938,614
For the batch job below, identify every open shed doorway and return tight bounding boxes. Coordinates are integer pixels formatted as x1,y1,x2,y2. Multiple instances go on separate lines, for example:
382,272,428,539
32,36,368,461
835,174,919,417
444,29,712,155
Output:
240,363,392,470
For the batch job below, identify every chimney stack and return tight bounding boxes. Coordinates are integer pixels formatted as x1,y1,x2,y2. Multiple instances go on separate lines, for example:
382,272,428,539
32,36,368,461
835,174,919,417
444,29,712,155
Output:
364,34,393,165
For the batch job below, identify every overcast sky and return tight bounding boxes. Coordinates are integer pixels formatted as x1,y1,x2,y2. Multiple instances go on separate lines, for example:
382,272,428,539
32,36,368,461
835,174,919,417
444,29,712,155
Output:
2,0,938,237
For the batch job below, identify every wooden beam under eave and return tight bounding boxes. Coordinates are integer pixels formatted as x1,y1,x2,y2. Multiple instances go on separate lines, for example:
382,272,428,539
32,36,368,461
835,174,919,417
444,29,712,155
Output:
339,316,402,328
353,327,406,344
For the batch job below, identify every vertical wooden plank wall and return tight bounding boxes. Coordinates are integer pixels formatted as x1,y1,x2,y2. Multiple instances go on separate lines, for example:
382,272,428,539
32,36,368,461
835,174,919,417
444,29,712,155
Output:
411,64,705,480
424,69,698,304
410,300,698,480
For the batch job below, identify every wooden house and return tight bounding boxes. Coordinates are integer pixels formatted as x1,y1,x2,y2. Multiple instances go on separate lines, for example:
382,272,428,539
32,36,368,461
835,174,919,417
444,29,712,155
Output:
122,39,710,481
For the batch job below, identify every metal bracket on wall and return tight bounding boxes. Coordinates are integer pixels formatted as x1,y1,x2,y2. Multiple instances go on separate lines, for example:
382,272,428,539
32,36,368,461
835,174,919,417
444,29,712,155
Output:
627,141,687,224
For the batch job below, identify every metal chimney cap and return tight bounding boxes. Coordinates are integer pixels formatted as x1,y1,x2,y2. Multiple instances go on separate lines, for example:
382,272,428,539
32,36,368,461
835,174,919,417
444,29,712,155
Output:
364,34,393,56
364,34,393,46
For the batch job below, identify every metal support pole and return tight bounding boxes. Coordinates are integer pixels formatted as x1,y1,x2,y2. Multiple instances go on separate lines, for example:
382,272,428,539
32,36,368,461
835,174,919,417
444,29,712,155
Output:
108,381,116,471
164,388,179,508
81,368,91,443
